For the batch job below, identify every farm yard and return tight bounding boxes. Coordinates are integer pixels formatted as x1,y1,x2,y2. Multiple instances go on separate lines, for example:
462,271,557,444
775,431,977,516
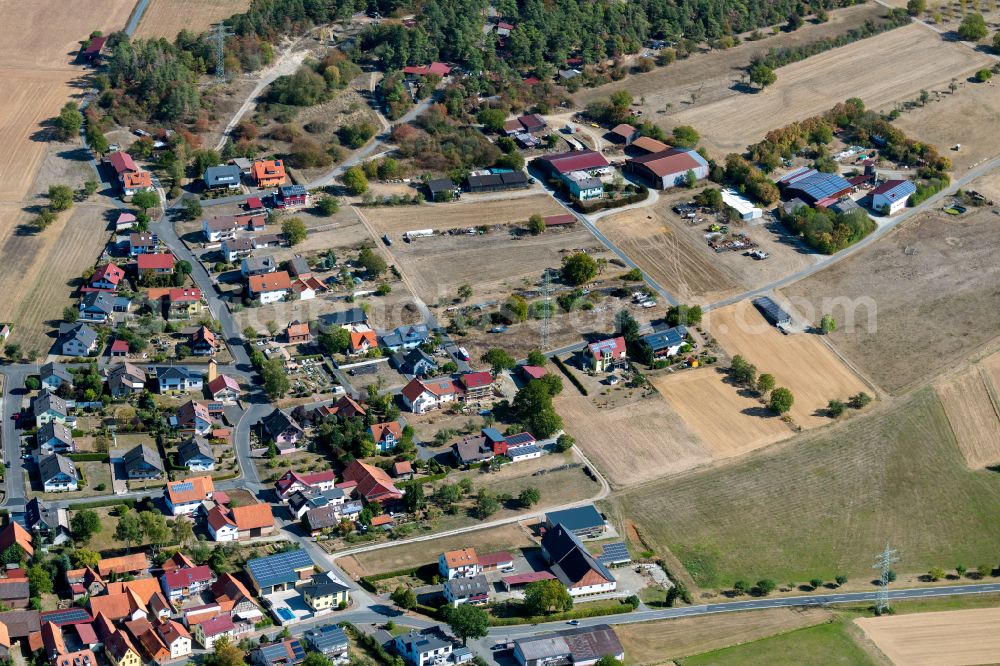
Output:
134,0,252,39
649,369,793,461
615,607,835,665
935,358,1000,469
613,390,1000,590
703,301,869,428
554,379,713,489
855,607,1000,666
668,25,991,158
781,201,1000,395
357,194,565,239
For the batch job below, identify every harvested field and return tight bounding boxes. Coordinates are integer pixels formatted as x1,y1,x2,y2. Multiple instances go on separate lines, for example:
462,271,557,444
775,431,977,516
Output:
371,215,606,305
669,25,991,158
935,363,1000,469
704,301,869,427
575,3,888,111
360,194,564,238
781,203,1000,394
340,522,535,577
554,387,712,489
649,369,792,459
616,608,833,664
855,607,1000,666
135,0,251,39
615,389,1000,589
892,77,1000,174
597,205,740,304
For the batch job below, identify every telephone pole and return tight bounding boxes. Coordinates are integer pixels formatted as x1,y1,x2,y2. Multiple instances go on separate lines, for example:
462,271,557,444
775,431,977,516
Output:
872,542,900,615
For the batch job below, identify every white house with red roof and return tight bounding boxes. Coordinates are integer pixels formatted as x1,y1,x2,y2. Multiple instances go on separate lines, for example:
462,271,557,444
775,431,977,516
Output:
206,505,239,542
274,470,337,501
137,253,175,276
161,565,216,601
207,374,240,403
401,377,460,414
91,263,126,291
584,336,627,373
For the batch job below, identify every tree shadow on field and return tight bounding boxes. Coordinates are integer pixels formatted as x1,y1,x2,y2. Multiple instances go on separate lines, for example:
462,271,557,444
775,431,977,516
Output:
740,405,774,418
30,119,61,144
57,147,93,162
729,82,759,95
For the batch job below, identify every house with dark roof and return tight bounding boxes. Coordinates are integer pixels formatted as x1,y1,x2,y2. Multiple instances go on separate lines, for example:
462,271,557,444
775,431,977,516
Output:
37,422,75,456
177,400,212,435
79,291,115,323
452,436,495,467
640,325,688,359
259,409,304,452
545,505,606,538
443,574,489,607
245,549,315,595
513,624,624,666
299,572,350,611
204,164,242,190
24,498,69,545
318,308,368,330
40,363,72,392
108,363,146,398
380,324,430,352
123,444,164,480
540,524,616,597
466,171,529,193
251,638,307,666
392,348,437,377
33,392,68,426
303,624,349,661
276,184,308,209
242,254,278,277
156,366,203,394
426,177,458,201
39,454,78,492
58,323,98,357
393,629,462,666
777,167,853,206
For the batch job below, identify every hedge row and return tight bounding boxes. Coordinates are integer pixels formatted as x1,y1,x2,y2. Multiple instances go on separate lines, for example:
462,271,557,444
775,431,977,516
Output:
70,497,138,510
66,453,109,462
552,356,588,396
573,188,648,214
396,471,448,489
488,601,633,626
360,565,421,592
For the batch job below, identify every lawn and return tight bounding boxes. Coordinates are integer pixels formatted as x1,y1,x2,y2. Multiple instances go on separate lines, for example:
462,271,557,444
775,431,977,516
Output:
614,389,1000,589
678,618,874,666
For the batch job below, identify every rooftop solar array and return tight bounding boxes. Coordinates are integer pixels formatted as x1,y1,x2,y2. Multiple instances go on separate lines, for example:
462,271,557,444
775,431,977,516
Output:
40,608,92,626
247,548,315,589
304,624,349,651
504,432,535,447
171,482,193,492
597,542,632,566
787,171,852,201
752,297,791,325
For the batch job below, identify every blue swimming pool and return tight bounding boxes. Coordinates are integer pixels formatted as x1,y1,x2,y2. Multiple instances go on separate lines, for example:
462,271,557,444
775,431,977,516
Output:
277,608,295,621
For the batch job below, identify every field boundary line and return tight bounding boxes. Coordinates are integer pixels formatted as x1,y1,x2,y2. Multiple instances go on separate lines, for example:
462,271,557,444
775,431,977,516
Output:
814,331,884,398
977,367,1000,427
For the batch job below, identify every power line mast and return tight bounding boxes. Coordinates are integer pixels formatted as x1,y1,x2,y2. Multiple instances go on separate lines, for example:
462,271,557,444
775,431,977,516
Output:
213,23,234,82
872,542,899,615
539,269,552,351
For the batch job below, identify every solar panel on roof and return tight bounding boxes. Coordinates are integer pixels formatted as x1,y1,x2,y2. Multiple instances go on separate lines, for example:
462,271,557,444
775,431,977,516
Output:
172,482,193,492
40,608,92,626
505,432,534,447
597,542,631,565
290,641,305,659
247,548,315,588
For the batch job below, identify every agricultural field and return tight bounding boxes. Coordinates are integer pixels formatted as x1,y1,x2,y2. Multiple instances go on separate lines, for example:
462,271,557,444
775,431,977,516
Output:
0,1,134,349
892,76,1000,174
703,301,869,427
358,194,564,239
678,618,876,666
555,381,712,489
616,608,833,665
781,202,1000,394
574,2,888,111
669,25,990,158
614,390,1000,589
855,607,1000,666
934,360,1000,469
134,0,252,39
649,369,793,460
339,522,535,578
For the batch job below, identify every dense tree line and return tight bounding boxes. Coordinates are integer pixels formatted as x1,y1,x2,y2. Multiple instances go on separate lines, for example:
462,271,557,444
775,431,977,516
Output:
779,206,875,254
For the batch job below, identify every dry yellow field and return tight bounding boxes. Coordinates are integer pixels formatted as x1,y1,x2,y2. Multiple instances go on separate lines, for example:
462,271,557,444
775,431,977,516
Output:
650,369,792,458
935,364,1000,469
704,301,869,427
670,25,991,157
616,608,833,664
554,389,712,489
134,0,251,39
362,194,565,236
597,206,740,304
855,607,1000,666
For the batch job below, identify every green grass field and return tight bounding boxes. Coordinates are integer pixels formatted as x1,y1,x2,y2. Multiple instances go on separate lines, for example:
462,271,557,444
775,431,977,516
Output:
615,389,1000,588
677,618,874,665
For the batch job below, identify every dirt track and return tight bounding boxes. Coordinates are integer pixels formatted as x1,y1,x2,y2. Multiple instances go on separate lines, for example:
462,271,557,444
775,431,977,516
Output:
856,607,1000,666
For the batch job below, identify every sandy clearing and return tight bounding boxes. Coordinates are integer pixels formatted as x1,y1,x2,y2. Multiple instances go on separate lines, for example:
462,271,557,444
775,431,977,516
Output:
617,607,833,664
855,607,1000,666
554,388,712,489
362,194,565,236
650,369,792,458
670,25,991,157
935,364,1000,469
704,301,869,427
134,0,251,39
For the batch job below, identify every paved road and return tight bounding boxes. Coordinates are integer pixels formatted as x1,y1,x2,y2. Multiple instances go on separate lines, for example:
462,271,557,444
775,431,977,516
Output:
124,0,151,36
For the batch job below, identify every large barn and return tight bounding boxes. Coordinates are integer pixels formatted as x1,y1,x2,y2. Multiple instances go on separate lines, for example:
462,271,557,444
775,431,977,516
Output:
625,147,709,189
777,167,853,206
